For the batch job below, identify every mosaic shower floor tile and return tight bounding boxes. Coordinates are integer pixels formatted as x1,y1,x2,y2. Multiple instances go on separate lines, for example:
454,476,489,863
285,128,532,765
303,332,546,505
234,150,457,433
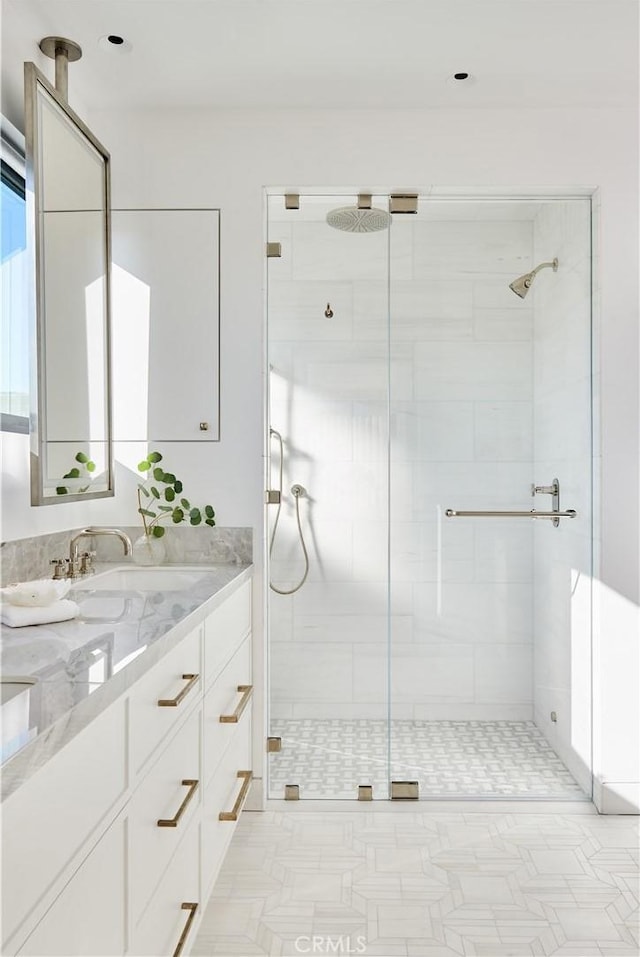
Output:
268,720,586,800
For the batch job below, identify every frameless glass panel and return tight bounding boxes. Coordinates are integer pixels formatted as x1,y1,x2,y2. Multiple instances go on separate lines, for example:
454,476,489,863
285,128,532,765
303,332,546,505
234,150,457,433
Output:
388,197,593,800
266,193,391,800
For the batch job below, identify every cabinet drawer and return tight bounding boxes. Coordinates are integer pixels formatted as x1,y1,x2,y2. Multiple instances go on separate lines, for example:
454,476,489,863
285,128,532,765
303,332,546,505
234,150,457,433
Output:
201,717,252,898
130,707,201,927
131,819,200,957
17,814,126,956
2,699,127,949
129,625,202,775
203,636,251,787
204,580,251,687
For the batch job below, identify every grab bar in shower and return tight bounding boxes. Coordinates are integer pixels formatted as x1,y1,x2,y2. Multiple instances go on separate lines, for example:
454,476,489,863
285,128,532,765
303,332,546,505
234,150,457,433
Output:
445,509,577,520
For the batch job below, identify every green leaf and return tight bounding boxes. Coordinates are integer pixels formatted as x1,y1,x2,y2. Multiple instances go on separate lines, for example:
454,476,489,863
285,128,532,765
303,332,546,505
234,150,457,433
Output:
75,452,89,463
63,468,81,479
205,518,216,527
163,473,176,485
138,459,151,472
204,505,215,519
148,451,163,463
151,525,165,538
139,508,156,518
150,486,160,499
138,484,150,497
165,487,175,502
153,467,165,482
189,508,201,520
157,505,172,512
172,507,184,523
190,514,202,526
86,460,96,472
56,486,68,495
174,480,183,494
180,498,191,510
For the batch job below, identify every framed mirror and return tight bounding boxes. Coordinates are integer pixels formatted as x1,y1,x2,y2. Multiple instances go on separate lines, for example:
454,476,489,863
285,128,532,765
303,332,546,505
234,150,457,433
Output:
24,62,113,504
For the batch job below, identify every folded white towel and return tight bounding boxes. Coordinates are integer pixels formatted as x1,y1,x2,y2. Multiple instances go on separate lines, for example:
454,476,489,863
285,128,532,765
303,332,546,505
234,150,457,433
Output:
1,599,79,628
1,579,71,607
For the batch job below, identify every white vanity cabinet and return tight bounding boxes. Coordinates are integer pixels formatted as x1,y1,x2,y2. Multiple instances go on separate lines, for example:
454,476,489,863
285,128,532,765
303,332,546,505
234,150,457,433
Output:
2,575,253,957
17,815,127,957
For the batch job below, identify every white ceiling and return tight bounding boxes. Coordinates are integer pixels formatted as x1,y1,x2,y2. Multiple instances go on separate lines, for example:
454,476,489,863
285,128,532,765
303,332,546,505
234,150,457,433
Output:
1,0,638,116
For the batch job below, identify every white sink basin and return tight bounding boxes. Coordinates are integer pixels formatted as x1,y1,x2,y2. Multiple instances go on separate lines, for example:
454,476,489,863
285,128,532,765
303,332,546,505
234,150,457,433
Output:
1,677,38,762
1,676,38,706
79,565,210,593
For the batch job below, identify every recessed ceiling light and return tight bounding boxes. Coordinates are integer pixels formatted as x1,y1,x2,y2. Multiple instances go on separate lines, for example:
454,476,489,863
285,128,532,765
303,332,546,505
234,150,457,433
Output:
446,72,476,87
98,34,132,54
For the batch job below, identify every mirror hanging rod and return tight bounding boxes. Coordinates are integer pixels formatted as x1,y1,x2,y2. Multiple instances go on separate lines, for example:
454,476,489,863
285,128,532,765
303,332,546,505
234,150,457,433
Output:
39,36,82,102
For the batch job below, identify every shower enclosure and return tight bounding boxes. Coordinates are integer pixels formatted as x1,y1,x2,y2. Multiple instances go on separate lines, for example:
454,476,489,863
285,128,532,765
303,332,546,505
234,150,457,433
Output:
266,191,593,801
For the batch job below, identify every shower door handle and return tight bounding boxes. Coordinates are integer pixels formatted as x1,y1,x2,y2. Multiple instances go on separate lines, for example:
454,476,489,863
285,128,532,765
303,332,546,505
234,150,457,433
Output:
445,509,577,520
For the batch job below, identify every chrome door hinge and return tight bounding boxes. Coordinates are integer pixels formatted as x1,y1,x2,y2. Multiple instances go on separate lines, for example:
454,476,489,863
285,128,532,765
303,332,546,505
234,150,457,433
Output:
389,194,418,214
391,780,419,800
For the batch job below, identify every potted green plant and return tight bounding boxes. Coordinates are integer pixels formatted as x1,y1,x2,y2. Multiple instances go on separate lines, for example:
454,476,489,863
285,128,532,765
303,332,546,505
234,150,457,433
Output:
134,451,216,564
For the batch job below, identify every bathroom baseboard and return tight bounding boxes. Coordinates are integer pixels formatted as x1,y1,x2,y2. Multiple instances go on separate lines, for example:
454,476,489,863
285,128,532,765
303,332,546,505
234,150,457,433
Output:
593,778,640,814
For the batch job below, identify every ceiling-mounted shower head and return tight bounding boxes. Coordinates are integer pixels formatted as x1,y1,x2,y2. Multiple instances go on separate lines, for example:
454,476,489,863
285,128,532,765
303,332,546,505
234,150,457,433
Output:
509,258,559,298
326,206,391,233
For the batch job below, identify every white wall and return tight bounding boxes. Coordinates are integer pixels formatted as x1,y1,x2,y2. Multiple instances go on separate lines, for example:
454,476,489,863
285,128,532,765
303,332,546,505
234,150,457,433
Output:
1,88,637,805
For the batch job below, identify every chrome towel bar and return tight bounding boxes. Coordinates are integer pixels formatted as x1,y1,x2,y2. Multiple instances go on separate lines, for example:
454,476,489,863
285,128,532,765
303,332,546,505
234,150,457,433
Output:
445,509,577,520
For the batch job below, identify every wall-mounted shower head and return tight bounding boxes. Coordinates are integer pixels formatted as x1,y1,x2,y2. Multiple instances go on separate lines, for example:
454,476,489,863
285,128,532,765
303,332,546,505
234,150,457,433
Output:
509,258,559,298
326,206,391,233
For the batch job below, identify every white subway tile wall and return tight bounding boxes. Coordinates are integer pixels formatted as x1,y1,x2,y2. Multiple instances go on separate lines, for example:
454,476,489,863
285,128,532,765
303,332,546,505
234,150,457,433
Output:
532,200,593,795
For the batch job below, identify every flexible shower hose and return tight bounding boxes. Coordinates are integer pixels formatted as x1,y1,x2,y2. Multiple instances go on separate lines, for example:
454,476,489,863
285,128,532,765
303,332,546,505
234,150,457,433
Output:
269,429,309,595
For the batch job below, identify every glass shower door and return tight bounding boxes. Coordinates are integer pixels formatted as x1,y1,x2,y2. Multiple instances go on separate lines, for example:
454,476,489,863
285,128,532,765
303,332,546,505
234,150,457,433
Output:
266,193,391,800
388,196,593,800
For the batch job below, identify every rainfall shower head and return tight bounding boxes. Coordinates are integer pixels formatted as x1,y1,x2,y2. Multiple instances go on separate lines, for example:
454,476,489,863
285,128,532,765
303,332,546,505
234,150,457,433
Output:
326,206,391,233
509,258,559,298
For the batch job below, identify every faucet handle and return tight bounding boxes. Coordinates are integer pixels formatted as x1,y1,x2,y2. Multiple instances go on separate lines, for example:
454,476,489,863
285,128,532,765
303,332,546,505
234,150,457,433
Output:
50,558,70,580
79,551,96,576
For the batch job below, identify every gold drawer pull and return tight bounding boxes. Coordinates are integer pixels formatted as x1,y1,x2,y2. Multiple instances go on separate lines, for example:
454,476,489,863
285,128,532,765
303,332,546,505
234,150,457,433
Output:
219,770,252,821
158,673,200,707
173,902,198,957
219,684,253,723
157,779,199,827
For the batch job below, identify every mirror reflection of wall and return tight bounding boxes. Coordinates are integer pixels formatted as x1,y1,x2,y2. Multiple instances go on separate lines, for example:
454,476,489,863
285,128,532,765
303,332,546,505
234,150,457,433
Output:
24,59,113,504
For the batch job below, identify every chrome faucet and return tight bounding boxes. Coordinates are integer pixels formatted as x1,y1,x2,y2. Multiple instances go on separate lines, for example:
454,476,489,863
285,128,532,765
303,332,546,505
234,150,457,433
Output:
67,527,133,578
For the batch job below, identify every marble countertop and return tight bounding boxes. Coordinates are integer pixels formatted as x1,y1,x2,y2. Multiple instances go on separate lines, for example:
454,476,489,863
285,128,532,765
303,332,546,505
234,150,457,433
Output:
0,562,252,801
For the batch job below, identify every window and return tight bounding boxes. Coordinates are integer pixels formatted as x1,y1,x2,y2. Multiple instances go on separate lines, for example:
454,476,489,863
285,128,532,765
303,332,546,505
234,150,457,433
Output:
1,139,30,434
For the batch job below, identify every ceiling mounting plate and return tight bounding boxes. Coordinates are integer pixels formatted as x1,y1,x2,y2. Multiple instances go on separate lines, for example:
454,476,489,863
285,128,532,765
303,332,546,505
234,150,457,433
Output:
39,36,83,62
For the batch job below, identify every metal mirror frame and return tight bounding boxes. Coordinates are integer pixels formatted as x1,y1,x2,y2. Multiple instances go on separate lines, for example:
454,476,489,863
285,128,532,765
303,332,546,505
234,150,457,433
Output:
24,61,114,505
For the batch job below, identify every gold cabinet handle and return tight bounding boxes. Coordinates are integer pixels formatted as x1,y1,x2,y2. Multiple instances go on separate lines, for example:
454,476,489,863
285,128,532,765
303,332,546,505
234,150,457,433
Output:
219,684,253,723
219,770,252,821
158,673,200,707
173,902,198,957
157,779,199,828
